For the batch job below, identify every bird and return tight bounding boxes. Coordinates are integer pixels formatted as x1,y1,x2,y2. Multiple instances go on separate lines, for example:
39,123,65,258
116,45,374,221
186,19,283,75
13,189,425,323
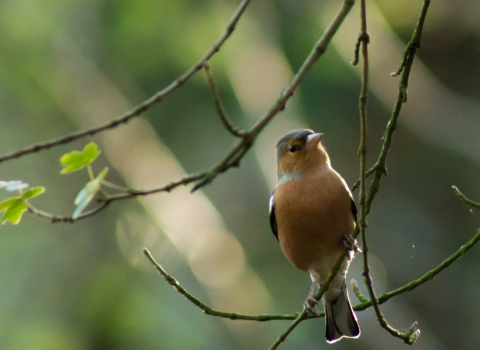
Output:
269,129,360,343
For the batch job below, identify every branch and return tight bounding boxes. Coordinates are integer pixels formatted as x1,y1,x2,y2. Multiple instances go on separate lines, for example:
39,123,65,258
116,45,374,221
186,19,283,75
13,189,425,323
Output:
354,228,480,312
268,236,354,350
355,0,425,343
271,0,431,346
191,0,356,192
26,172,206,224
203,63,246,137
452,186,480,209
143,248,298,321
355,0,415,344
351,279,369,303
351,0,431,197
365,0,431,215
357,0,369,251
0,0,252,165
26,201,110,223
15,0,356,223
142,227,480,325
143,246,334,326
391,0,430,79
350,165,379,192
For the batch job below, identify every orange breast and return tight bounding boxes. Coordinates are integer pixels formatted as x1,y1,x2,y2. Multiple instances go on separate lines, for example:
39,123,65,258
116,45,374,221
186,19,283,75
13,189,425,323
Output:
274,169,354,275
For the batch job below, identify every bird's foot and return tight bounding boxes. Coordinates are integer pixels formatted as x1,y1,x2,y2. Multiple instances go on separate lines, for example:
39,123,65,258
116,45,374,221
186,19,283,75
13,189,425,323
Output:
303,297,319,315
343,234,362,253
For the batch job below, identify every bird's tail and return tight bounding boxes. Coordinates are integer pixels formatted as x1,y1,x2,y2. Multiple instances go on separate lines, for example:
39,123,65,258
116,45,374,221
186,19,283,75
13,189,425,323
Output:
324,284,360,343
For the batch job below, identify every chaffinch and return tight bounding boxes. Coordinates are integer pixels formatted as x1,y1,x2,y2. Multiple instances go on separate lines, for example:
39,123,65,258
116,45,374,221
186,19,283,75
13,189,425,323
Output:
269,129,360,343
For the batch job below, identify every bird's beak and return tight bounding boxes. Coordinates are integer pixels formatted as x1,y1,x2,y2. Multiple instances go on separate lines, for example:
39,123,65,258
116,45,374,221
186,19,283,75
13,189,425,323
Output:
306,133,323,151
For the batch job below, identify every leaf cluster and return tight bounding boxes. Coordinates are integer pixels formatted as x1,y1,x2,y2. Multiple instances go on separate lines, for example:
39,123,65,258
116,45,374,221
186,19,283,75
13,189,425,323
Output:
0,142,109,224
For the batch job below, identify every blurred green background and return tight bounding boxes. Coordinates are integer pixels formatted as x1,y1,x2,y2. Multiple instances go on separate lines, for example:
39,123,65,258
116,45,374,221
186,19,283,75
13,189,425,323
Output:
1,0,480,349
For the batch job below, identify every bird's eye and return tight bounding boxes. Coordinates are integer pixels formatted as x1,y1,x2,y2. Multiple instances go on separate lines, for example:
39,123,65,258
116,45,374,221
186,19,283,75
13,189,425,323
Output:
288,145,298,153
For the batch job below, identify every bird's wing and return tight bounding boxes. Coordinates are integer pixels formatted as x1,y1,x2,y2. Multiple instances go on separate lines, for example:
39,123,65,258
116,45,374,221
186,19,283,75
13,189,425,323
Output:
350,197,358,223
340,176,358,224
269,191,278,240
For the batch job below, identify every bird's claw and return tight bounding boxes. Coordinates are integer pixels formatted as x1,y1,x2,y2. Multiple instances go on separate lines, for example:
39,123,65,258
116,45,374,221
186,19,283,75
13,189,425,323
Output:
343,234,362,253
303,297,319,315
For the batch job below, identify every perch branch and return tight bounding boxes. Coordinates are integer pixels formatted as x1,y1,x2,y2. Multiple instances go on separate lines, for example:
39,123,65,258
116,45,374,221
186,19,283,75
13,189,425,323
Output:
143,228,480,324
268,236,355,350
356,0,422,343
143,248,299,321
355,0,418,344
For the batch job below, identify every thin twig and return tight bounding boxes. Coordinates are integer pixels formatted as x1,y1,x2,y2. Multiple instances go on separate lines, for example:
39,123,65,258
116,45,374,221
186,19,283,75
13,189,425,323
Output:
365,0,431,215
356,229,480,310
26,172,206,224
452,186,480,209
203,63,246,137
351,32,363,66
356,0,420,344
0,0,252,165
391,0,430,79
143,248,300,321
144,2,438,344
26,201,110,223
268,239,354,350
351,279,369,303
350,164,382,192
108,172,206,198
352,0,430,197
268,313,308,349
191,0,356,192
21,0,355,222
357,0,369,259
143,227,480,329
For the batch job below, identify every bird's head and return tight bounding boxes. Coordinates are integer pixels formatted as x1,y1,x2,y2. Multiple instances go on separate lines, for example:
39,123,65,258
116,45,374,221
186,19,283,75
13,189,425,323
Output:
276,129,330,177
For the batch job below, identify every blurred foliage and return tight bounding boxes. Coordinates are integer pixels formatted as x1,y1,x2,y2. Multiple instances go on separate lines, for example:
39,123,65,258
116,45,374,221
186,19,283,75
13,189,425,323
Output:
1,0,480,349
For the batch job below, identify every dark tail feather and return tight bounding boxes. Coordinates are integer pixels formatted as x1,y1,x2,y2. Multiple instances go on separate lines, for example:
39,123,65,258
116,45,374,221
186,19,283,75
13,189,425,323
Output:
324,285,360,343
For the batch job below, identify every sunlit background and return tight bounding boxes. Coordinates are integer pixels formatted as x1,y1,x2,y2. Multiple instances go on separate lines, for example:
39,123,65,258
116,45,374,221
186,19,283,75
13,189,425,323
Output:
1,0,480,349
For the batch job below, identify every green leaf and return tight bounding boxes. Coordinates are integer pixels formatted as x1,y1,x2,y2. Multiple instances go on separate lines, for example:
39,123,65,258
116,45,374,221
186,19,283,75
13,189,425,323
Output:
72,167,108,220
22,186,46,199
0,197,27,225
60,142,101,174
0,197,18,211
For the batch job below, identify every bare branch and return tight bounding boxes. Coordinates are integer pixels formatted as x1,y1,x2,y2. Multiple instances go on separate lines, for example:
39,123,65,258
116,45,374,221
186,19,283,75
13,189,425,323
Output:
143,227,480,340
143,248,298,321
351,32,362,66
365,0,431,215
144,229,480,321
26,201,110,223
352,0,430,196
355,228,480,312
26,172,206,224
203,62,246,137
350,164,382,192
191,0,357,192
268,236,354,350
452,186,480,209
391,0,430,78
355,0,421,344
0,0,252,165
5,0,356,222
